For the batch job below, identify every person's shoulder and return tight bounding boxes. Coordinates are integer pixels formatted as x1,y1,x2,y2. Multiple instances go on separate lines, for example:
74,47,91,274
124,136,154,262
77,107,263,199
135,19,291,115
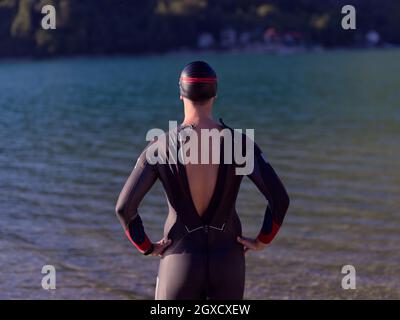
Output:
145,125,183,162
219,118,258,147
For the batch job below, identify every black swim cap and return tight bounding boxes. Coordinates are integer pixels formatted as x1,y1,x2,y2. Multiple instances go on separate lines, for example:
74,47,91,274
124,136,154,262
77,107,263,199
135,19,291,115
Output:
179,61,217,102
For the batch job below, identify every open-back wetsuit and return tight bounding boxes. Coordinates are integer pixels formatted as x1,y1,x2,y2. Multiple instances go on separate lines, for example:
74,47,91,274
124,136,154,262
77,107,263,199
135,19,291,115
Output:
115,119,290,300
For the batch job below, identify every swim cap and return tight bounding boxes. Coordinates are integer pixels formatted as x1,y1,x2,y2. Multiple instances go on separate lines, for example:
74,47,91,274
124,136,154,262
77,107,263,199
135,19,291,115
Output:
179,61,217,102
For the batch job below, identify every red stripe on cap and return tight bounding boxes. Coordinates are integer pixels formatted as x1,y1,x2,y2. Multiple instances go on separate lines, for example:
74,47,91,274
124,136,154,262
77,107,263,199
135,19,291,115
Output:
180,76,217,84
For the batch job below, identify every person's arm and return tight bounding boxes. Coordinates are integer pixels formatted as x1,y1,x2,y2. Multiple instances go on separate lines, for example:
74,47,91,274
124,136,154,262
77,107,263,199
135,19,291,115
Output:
247,143,290,245
115,145,158,255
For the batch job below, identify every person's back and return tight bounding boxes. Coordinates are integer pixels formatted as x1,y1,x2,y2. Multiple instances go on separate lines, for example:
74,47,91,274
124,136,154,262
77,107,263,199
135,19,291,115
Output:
184,120,222,217
115,61,290,300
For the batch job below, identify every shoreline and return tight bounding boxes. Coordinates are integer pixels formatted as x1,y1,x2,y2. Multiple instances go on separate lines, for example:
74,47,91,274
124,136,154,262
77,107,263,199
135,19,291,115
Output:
0,45,399,64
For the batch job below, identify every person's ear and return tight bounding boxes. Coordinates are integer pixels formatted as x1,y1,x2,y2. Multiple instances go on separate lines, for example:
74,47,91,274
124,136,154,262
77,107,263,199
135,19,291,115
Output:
180,95,183,100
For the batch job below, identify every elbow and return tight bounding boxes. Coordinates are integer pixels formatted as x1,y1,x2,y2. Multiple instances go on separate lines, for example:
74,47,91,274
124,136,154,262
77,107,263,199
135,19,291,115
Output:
115,200,138,227
115,201,126,222
115,202,130,229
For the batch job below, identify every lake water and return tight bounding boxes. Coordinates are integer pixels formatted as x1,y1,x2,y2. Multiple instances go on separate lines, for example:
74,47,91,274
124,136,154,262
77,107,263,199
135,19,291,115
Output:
0,49,399,299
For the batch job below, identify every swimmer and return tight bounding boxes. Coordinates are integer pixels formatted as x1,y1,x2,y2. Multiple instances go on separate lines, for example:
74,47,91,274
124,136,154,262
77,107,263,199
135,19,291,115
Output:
115,61,290,299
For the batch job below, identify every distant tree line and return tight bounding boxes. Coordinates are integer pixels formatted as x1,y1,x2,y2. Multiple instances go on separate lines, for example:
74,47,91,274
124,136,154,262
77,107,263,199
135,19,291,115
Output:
0,0,399,58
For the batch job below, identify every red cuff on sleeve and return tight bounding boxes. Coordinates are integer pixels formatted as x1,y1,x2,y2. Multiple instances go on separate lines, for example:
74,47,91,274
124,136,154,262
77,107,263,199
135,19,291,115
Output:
257,221,280,245
125,229,152,253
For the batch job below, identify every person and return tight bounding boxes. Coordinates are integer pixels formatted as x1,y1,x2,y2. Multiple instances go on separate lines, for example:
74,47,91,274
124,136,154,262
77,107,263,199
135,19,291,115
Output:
115,61,290,299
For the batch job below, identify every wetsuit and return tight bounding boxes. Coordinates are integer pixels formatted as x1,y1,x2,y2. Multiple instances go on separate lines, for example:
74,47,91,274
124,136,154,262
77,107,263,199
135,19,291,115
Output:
115,119,290,300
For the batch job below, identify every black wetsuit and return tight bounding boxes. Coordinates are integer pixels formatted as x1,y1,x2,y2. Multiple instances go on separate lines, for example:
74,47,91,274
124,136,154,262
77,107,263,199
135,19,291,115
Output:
115,119,290,300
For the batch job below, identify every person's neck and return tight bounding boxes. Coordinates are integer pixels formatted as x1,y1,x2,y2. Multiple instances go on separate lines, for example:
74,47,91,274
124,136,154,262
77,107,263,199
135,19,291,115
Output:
182,100,215,128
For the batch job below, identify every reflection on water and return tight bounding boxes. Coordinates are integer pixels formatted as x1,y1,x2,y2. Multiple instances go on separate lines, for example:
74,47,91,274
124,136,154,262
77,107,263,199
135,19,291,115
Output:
0,50,399,299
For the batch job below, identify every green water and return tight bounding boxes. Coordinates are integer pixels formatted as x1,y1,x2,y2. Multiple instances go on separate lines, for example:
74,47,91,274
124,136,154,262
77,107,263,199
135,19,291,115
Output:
0,49,399,299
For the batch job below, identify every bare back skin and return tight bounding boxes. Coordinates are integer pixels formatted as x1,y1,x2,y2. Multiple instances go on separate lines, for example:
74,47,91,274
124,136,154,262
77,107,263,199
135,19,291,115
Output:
184,121,223,217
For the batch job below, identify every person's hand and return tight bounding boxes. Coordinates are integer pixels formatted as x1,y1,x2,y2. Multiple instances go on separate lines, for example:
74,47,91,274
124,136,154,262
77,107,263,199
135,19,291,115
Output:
150,238,172,257
237,236,267,254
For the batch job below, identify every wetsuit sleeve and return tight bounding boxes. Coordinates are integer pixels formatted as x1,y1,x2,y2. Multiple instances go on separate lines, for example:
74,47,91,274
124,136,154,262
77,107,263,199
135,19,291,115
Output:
247,143,290,245
115,145,158,254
